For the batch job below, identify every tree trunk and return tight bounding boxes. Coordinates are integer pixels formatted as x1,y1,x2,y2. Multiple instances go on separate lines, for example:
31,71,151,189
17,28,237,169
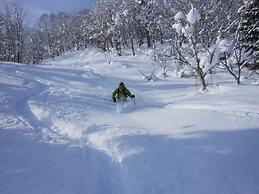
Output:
197,68,207,90
160,27,163,44
146,29,151,48
237,64,241,84
130,36,135,56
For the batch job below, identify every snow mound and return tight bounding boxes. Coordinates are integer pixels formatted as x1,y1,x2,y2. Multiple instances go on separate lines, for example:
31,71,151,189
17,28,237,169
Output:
187,6,200,24
116,100,136,113
88,126,143,163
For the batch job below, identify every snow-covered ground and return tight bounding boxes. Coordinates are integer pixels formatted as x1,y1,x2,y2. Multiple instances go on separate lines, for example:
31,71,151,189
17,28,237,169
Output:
1,49,259,194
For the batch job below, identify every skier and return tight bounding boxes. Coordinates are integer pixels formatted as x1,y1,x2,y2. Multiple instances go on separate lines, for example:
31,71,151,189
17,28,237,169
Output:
112,82,135,103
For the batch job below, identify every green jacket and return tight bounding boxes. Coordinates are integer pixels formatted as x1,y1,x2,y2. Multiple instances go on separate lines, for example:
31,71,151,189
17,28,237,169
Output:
112,87,133,99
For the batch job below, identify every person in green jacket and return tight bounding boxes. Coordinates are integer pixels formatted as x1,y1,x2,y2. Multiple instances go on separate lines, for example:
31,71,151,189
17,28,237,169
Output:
112,82,135,103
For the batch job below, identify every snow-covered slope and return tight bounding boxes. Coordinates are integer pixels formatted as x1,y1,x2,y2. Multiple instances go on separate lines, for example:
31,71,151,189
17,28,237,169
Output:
1,49,259,194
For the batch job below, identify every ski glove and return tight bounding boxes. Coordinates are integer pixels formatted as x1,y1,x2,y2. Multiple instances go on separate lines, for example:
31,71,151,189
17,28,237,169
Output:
131,95,135,98
113,98,116,103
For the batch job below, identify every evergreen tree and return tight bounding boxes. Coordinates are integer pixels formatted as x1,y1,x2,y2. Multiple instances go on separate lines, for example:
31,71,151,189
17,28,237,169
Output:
238,0,259,70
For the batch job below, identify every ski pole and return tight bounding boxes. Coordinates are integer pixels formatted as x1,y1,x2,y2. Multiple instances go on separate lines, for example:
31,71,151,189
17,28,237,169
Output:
133,98,136,110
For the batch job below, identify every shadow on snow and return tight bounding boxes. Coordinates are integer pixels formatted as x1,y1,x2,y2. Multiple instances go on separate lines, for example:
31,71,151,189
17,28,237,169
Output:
0,128,259,194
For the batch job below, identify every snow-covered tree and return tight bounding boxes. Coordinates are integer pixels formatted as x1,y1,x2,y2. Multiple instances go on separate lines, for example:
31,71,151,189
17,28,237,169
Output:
153,46,173,77
25,27,47,63
0,12,7,61
171,6,210,90
217,38,243,84
2,0,26,63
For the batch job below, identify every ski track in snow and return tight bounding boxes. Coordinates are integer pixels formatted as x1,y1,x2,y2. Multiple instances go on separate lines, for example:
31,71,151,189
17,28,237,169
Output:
1,50,259,194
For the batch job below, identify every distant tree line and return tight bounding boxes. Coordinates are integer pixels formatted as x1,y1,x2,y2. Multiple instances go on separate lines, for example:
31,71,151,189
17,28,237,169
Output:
0,0,258,89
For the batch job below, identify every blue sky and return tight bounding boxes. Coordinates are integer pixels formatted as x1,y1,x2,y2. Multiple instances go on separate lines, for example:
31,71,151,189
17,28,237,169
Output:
0,0,96,24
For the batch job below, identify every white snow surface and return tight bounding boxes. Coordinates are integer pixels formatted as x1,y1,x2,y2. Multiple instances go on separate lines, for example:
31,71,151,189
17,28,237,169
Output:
1,49,259,194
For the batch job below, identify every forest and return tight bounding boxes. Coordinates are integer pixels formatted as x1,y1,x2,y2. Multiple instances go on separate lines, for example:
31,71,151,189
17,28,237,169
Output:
0,0,258,89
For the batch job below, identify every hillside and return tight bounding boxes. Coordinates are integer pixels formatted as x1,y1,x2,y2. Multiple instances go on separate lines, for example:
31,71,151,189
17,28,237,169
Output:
0,49,259,194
